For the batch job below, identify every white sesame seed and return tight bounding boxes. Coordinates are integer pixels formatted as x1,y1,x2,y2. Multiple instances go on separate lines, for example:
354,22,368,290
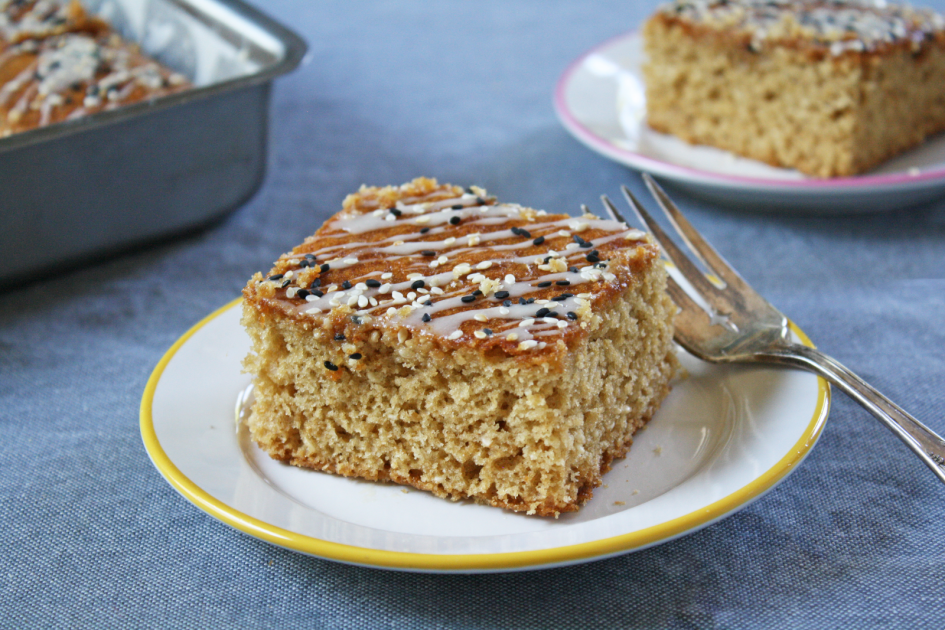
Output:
305,294,318,302
519,318,535,327
384,214,396,222
506,333,519,341
327,285,338,292
474,314,487,322
418,288,429,294
444,237,456,245
344,258,359,264
286,287,298,298
415,216,430,224
305,306,321,314
430,287,444,295
347,296,358,306
476,261,492,270
438,255,448,264
355,282,367,291
357,295,368,308
468,273,485,283
430,261,440,268
407,273,423,280
448,330,463,340
381,272,393,280
536,299,549,305
474,331,487,339
504,274,516,284
565,243,580,251
284,270,294,279
372,209,384,217
557,320,568,329
569,221,589,233
518,340,538,350
499,307,510,315
407,292,416,301
467,234,480,246
379,283,392,294
386,307,396,315
369,297,378,307
392,291,405,302
558,230,570,237
419,295,431,303
624,229,646,240
543,317,557,325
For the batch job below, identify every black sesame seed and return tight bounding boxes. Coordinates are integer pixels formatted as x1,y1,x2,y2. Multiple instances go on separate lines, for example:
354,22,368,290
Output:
519,297,527,305
311,278,321,287
451,204,464,210
334,333,346,341
586,254,600,263
581,241,594,249
449,216,462,226
411,280,425,290
268,273,284,281
526,297,536,304
420,227,431,234
296,289,309,299
556,280,571,286
342,280,352,290
281,279,291,288
483,328,493,335
495,291,510,299
511,227,531,238
324,361,338,371
477,197,487,205
572,235,586,245
351,315,362,324
472,290,483,297
535,308,551,318
461,295,476,303
312,290,324,298
566,311,578,320
422,313,432,323
551,295,565,302
537,281,552,288
532,236,545,245
299,259,310,268
349,353,362,360
304,253,316,260
559,293,574,299
569,267,578,273
366,279,381,288
421,250,437,257
503,300,512,307
320,264,330,273
389,208,402,217
465,187,475,194
543,256,552,264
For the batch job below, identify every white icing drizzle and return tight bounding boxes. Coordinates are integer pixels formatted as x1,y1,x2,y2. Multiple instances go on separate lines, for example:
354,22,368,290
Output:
265,189,648,350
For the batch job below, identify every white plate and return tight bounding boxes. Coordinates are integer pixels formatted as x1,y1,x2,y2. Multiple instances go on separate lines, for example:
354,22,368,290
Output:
141,299,829,573
554,31,945,212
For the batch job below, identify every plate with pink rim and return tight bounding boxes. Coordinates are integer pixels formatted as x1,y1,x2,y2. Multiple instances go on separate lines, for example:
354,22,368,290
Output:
554,31,945,213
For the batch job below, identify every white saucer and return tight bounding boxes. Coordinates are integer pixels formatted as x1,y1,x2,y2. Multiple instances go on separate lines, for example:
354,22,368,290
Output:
554,31,945,212
141,299,828,573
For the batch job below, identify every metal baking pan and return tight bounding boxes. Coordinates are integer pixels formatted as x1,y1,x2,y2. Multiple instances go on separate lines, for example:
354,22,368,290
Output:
0,0,306,287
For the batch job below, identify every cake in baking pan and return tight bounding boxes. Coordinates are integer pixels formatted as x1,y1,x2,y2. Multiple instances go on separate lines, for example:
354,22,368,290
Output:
241,178,676,516
643,0,945,177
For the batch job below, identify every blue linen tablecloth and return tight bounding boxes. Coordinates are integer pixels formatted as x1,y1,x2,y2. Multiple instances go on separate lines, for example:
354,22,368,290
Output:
2,1,944,627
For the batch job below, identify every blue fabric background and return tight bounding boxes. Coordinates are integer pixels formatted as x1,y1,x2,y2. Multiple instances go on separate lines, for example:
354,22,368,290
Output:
2,1,944,627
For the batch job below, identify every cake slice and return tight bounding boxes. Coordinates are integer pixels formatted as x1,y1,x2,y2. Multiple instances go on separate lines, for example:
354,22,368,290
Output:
643,0,945,177
241,178,676,516
0,0,106,51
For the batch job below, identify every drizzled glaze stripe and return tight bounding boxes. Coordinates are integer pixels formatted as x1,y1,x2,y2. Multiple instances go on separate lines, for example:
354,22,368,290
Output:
247,179,655,358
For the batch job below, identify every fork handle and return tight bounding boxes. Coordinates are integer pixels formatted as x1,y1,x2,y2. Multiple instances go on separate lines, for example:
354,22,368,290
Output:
765,344,945,484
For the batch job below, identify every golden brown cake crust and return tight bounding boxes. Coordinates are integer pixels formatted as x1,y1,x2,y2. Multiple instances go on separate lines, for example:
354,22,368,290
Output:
242,179,677,516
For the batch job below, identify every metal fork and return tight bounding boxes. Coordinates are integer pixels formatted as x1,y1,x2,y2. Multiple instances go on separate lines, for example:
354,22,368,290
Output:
600,174,945,484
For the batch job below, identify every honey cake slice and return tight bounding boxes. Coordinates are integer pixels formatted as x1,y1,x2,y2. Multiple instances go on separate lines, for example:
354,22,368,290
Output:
241,178,676,517
643,0,945,177
0,0,106,52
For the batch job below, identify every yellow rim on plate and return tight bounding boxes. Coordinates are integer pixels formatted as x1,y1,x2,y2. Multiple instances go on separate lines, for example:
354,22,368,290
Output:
140,298,830,571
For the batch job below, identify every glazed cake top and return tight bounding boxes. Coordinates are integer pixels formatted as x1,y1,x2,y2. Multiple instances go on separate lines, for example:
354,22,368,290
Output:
0,0,102,49
656,0,945,55
0,30,188,133
243,178,660,363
